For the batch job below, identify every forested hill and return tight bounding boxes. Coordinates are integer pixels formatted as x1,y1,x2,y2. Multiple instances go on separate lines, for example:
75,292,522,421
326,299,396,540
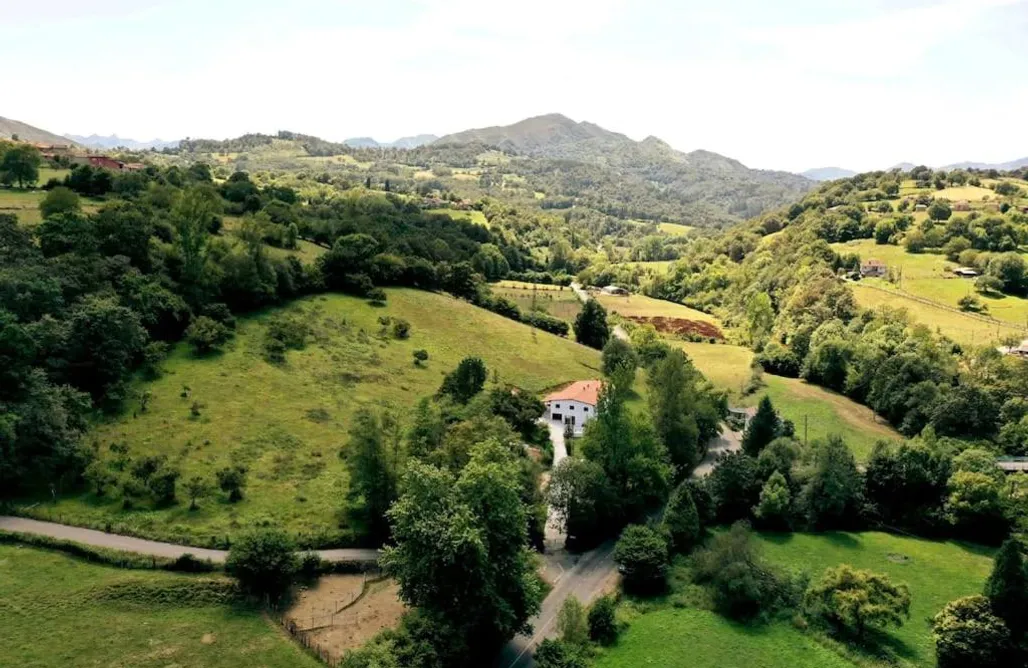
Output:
0,116,78,146
172,116,812,228
437,113,814,221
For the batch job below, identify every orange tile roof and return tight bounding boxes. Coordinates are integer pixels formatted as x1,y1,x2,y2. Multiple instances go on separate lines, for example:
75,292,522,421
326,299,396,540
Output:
544,380,603,406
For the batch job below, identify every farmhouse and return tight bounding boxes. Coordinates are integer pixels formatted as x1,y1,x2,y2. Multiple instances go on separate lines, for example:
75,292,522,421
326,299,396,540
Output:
999,339,1028,360
914,203,928,212
87,156,125,170
860,259,887,278
953,267,979,278
544,380,603,435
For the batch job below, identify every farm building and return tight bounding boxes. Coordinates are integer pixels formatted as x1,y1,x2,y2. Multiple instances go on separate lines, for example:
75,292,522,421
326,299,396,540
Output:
87,156,125,170
953,200,971,212
544,380,603,435
600,285,629,296
953,267,979,278
914,203,928,212
860,259,887,278
999,339,1028,360
997,457,1028,473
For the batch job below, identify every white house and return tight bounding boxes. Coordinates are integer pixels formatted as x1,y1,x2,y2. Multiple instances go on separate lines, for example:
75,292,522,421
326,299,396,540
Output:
544,380,604,435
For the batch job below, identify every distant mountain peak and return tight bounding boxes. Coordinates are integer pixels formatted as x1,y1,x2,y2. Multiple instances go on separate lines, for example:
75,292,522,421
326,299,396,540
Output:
800,167,856,181
342,134,438,149
64,133,179,150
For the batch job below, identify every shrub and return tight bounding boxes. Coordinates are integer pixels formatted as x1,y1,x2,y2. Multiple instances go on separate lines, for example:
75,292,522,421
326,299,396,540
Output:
662,482,701,553
753,471,791,529
614,524,669,595
216,465,247,502
932,595,1011,668
588,595,619,645
367,287,387,305
439,357,487,404
804,565,910,638
392,318,411,339
557,596,589,648
534,639,587,668
225,527,299,600
185,316,231,354
39,186,81,218
412,349,429,366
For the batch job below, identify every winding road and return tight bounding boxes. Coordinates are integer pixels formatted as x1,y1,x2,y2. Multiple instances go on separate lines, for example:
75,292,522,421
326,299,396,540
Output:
0,516,381,564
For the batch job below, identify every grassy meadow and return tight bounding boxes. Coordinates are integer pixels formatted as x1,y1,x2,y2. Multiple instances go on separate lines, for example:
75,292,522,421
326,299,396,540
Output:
19,289,602,547
676,342,900,461
0,543,319,668
658,222,694,236
596,532,993,668
760,532,995,667
596,292,718,323
426,208,488,226
592,607,852,668
833,239,1028,340
491,281,583,322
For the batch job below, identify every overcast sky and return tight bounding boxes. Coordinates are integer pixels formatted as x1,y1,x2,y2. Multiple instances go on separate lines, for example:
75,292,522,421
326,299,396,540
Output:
3,0,1026,172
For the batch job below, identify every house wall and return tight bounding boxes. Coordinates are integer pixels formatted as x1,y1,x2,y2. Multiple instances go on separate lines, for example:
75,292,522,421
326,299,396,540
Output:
544,399,597,434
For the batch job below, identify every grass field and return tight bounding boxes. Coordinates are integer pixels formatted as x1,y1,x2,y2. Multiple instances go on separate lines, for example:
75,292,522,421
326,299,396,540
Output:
425,208,488,226
931,185,995,201
20,289,601,547
676,342,900,460
491,282,582,322
596,292,719,324
658,222,695,236
760,532,995,667
0,543,319,668
592,608,853,668
0,187,102,226
266,239,329,264
833,239,1028,339
37,167,71,184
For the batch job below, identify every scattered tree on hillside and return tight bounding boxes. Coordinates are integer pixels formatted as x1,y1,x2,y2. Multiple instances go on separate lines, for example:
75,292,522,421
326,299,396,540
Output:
573,299,610,350
226,527,299,600
439,357,487,404
216,465,247,501
342,409,399,545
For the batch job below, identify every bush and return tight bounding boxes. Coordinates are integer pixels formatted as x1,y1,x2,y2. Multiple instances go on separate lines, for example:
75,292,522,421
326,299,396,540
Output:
367,287,387,305
614,524,669,595
588,595,619,645
932,595,1011,668
413,349,429,366
804,565,910,638
216,465,247,502
662,482,701,553
692,523,800,621
185,316,231,354
225,527,299,600
39,186,81,219
534,639,587,668
391,318,411,339
439,357,487,404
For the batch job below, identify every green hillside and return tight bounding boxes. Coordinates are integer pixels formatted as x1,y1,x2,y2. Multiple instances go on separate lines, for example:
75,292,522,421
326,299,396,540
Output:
19,289,601,547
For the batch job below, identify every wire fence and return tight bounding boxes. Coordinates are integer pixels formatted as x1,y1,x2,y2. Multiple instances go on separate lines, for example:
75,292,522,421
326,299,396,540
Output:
857,281,1028,335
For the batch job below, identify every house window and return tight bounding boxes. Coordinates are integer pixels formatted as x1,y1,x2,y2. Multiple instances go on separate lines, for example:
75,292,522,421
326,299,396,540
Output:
583,407,589,413
569,405,575,410
555,404,561,409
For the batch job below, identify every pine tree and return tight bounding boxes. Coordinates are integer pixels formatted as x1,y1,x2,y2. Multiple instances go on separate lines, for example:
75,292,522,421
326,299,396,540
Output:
662,481,701,553
984,538,1028,637
742,396,779,456
572,299,610,350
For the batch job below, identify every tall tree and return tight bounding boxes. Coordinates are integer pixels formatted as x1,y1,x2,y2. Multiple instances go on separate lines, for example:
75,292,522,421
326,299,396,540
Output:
799,435,862,529
439,357,487,404
173,185,221,306
573,299,610,350
662,481,701,553
932,595,1011,668
0,145,41,188
648,349,702,473
984,538,1028,637
742,396,780,457
342,409,398,545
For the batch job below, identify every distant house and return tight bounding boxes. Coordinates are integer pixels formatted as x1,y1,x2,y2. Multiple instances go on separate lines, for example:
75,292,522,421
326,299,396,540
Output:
87,156,125,170
727,406,757,431
544,380,603,435
953,267,979,278
914,203,928,212
860,259,887,278
600,285,629,296
997,457,1028,473
999,339,1028,360
123,162,146,171
953,200,971,212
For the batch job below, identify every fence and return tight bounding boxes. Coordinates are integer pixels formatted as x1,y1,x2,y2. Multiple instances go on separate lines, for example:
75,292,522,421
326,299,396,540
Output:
857,282,1028,335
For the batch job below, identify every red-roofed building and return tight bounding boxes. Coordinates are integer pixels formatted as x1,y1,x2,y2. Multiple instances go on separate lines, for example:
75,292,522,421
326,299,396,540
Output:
87,156,125,170
544,380,604,434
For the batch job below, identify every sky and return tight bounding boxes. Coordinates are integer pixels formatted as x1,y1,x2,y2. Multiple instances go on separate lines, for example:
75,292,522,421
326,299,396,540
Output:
3,0,1027,172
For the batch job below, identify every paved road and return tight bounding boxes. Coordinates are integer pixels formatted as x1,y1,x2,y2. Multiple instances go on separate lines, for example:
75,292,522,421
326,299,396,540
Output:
494,541,618,668
0,516,381,564
692,427,742,478
569,282,590,304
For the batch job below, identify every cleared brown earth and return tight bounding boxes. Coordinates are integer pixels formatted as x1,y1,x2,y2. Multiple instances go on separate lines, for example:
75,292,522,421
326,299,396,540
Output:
626,315,724,340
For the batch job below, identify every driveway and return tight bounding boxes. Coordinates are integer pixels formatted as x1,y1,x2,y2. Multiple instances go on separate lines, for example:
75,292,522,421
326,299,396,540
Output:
692,427,742,478
0,516,381,564
569,282,590,304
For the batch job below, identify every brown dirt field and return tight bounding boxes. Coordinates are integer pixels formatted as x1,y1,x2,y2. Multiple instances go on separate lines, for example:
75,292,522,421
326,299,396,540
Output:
286,575,405,663
627,316,724,340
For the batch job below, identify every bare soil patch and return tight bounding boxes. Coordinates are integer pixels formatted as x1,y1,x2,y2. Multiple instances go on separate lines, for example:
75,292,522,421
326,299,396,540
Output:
626,316,724,340
285,575,405,663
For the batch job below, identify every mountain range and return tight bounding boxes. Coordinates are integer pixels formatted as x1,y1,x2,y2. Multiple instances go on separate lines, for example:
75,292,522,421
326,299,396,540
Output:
804,158,1028,180
64,134,180,150
0,116,79,146
343,134,438,149
800,167,857,181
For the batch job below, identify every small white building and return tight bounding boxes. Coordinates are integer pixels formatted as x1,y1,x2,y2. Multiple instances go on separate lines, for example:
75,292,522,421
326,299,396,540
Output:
600,285,629,296
999,339,1028,360
953,267,979,278
544,380,604,435
860,259,887,278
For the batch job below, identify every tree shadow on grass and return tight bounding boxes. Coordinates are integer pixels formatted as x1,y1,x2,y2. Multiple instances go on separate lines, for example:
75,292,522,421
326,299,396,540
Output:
825,626,919,665
821,531,862,550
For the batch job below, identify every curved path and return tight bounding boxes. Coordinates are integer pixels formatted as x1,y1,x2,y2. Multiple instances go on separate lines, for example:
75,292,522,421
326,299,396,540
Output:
0,516,381,564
